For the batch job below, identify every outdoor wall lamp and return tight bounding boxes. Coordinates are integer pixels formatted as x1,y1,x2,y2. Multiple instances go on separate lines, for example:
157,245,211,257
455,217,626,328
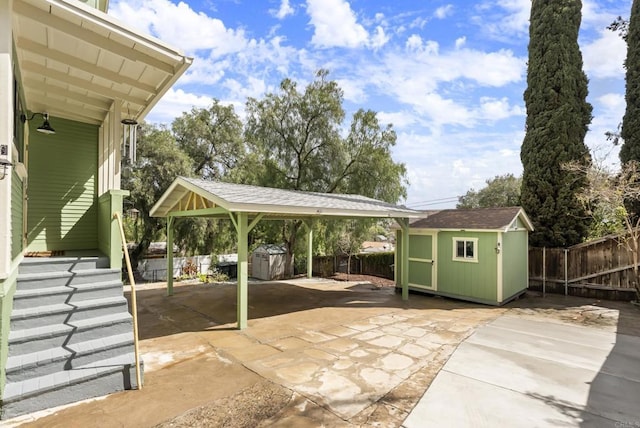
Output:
0,158,12,180
20,112,56,135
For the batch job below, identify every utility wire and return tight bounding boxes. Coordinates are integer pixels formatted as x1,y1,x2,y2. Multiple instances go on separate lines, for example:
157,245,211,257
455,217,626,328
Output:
408,196,460,209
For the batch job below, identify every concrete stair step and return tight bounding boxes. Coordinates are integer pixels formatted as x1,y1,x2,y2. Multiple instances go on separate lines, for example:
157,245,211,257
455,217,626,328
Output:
1,353,142,419
5,333,135,382
12,280,124,309
10,296,129,330
18,254,109,275
17,268,121,290
9,311,134,352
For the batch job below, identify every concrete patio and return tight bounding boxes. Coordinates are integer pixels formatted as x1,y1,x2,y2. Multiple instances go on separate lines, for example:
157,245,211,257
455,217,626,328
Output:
6,278,640,427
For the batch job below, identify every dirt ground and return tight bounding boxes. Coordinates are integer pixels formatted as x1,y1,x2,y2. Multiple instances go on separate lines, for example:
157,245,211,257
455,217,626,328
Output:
7,275,640,428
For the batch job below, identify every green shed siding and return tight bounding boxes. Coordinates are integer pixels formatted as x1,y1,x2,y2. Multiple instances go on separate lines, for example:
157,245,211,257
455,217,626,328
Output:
436,231,498,302
502,230,529,299
11,169,23,259
26,117,99,252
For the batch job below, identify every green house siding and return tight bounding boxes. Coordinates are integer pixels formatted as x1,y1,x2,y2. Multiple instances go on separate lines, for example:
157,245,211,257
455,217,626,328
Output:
11,169,23,259
436,231,498,303
502,230,529,299
26,117,99,252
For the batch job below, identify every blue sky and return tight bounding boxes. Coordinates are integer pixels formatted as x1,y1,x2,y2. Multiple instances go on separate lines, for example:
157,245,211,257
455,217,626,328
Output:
110,0,629,209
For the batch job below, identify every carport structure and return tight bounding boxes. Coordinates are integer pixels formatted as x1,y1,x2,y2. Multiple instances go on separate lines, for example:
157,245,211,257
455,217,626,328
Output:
150,177,422,329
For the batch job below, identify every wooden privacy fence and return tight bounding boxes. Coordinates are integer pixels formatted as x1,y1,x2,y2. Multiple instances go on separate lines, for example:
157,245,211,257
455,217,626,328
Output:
529,234,639,300
312,253,395,279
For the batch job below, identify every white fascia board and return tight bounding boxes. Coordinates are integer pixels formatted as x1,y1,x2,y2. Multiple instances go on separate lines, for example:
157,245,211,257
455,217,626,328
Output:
150,177,230,217
517,209,535,231
138,55,192,120
149,179,183,217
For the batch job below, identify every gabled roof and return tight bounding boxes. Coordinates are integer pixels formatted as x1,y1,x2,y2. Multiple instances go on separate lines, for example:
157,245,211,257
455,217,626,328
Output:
410,207,533,232
150,177,422,219
13,0,192,124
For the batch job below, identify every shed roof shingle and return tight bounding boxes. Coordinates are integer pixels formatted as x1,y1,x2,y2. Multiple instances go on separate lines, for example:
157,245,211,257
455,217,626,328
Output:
410,207,532,231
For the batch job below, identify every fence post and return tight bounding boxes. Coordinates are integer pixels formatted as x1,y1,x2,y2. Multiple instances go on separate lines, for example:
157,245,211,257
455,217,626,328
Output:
564,248,568,296
542,247,546,297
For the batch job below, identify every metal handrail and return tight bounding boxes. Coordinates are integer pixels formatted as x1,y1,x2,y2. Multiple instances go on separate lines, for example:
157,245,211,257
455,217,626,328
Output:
113,212,142,390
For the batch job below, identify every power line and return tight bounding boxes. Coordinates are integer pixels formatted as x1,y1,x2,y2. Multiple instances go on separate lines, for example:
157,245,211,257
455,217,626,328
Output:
409,196,460,209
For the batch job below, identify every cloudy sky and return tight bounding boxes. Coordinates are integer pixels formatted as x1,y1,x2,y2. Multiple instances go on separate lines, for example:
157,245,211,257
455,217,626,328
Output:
110,0,629,209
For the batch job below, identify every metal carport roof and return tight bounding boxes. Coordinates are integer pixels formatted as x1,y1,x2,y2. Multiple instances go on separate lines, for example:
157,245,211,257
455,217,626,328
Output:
150,177,421,219
150,177,423,329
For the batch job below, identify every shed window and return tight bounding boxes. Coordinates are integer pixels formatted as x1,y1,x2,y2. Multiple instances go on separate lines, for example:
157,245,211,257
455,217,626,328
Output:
453,237,478,262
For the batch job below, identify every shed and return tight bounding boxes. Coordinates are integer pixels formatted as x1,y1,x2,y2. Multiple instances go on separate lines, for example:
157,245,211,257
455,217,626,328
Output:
251,244,289,280
399,207,533,305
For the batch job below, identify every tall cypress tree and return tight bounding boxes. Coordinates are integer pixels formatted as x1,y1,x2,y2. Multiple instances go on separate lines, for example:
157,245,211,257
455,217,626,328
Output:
620,0,640,164
521,0,593,247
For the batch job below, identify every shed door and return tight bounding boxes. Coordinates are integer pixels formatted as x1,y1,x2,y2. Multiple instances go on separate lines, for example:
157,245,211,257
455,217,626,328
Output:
408,232,436,290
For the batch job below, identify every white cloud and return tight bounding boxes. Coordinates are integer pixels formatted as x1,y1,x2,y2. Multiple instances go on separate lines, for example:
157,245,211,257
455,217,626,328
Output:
455,36,466,49
223,76,269,101
306,0,369,48
271,0,295,19
598,93,624,111
396,129,524,207
370,26,390,49
377,111,419,129
405,35,423,52
409,17,429,30
434,5,454,19
147,88,213,123
333,78,365,104
479,97,524,121
474,0,530,40
110,0,249,56
582,29,626,79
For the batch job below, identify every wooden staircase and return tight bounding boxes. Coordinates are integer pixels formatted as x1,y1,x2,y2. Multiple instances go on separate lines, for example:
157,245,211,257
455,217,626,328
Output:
1,254,142,419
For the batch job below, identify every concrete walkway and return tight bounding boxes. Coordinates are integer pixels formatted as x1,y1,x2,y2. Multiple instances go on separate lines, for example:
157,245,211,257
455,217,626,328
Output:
5,279,640,427
403,315,640,428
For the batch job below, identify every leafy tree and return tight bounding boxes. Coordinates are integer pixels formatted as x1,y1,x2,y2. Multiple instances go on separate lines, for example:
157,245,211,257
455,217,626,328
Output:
457,174,521,209
122,123,193,265
241,70,407,276
172,100,244,179
621,1,640,166
520,0,593,247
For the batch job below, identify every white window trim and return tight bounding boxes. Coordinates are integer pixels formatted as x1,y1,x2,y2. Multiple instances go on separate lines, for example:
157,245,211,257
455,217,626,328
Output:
452,237,479,263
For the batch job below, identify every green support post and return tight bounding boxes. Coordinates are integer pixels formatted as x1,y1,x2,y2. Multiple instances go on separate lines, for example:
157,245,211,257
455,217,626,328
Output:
395,228,402,287
304,220,313,278
236,212,249,329
398,218,410,300
166,216,174,296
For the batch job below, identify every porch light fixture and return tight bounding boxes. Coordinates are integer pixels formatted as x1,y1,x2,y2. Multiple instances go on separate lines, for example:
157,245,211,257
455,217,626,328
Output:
0,158,12,180
121,105,138,163
20,112,56,135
